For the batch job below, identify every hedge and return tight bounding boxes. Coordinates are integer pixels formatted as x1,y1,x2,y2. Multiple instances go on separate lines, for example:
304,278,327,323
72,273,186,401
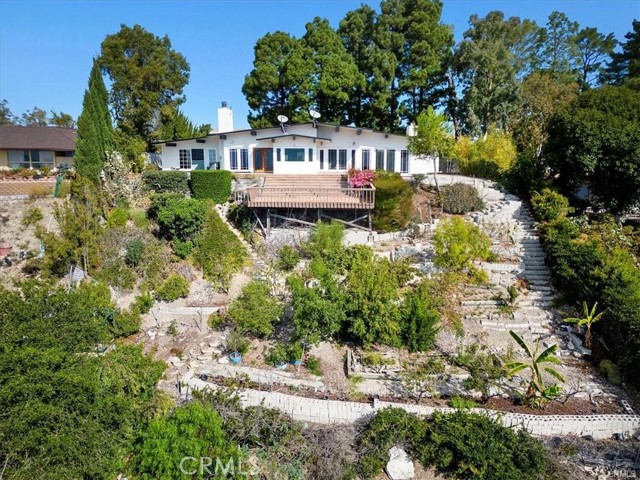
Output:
532,193,640,385
142,171,189,194
190,170,232,204
372,172,413,232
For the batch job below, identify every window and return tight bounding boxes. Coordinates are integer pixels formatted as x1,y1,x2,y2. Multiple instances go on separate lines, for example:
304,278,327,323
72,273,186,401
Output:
208,149,218,169
179,149,191,169
320,150,324,170
339,149,347,170
276,148,281,162
230,149,238,170
308,148,313,162
284,148,305,161
240,149,249,170
351,150,356,169
376,149,384,170
8,150,54,169
192,149,204,162
386,149,396,172
328,149,337,170
401,149,409,173
362,150,371,170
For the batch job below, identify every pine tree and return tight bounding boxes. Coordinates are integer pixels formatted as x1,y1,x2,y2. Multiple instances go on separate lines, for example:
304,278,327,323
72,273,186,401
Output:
75,59,113,183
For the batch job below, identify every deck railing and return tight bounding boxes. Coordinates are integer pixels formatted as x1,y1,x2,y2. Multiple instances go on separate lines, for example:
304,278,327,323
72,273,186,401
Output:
235,183,375,210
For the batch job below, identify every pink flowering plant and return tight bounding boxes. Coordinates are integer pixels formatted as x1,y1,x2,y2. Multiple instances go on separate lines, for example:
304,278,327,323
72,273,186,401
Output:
348,169,375,188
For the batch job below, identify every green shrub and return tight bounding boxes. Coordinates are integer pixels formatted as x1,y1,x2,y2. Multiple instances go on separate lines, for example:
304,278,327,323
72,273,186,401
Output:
226,328,250,355
420,411,546,479
107,207,129,228
531,188,573,223
95,260,137,290
148,192,183,219
192,209,247,289
358,408,545,480
112,308,142,337
125,238,145,266
276,245,300,271
266,343,289,366
142,171,189,194
372,173,413,232
208,311,227,329
155,197,207,245
448,395,477,409
439,183,485,214
598,359,622,385
155,274,190,302
129,209,149,229
189,170,232,204
227,280,283,337
305,355,322,376
170,238,194,259
401,284,441,352
132,291,154,314
433,217,491,272
21,206,44,227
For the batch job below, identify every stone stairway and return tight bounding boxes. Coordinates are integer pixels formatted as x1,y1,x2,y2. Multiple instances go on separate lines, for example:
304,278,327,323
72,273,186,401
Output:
460,188,559,345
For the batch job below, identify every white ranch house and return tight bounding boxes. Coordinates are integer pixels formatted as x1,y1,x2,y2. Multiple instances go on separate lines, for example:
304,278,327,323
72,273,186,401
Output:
157,103,438,176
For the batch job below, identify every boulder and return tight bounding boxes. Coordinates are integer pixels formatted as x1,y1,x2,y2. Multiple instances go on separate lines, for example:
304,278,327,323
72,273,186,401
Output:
385,446,414,480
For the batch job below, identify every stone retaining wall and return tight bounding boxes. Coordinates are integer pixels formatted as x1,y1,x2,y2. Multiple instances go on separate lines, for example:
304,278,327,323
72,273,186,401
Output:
228,387,640,440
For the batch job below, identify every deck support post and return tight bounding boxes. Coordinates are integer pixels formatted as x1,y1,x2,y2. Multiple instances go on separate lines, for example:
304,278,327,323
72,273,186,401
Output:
266,208,271,234
368,212,372,231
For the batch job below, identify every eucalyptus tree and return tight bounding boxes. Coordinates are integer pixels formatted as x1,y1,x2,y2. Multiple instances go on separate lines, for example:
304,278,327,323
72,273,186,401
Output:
454,11,543,137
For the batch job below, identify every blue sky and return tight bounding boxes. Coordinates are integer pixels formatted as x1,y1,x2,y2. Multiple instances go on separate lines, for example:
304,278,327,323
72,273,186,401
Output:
1,0,638,130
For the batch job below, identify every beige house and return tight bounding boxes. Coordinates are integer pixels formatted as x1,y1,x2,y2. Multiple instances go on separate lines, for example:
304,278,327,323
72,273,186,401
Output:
0,125,76,169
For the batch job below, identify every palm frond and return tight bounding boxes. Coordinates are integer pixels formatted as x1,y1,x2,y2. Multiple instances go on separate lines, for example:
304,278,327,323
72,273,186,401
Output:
509,330,532,358
544,367,566,384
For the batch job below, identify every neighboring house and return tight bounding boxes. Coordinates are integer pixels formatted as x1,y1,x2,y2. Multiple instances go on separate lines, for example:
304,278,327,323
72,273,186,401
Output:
157,103,437,176
0,125,76,169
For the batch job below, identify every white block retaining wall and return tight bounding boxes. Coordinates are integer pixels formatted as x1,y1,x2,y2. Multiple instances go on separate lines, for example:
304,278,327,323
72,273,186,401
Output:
224,387,640,440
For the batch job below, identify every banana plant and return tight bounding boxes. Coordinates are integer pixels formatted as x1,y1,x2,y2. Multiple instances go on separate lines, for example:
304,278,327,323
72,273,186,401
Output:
507,330,565,405
563,301,605,349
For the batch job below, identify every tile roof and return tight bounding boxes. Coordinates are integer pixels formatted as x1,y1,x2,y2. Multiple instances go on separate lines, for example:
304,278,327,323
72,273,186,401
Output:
0,126,77,151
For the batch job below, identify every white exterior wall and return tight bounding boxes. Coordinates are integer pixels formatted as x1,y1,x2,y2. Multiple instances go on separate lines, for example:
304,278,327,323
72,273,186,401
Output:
159,124,438,175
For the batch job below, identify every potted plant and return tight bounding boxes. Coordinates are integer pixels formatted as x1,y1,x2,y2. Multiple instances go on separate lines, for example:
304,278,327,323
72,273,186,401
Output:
288,342,304,366
226,328,249,364
266,343,289,370
0,215,11,257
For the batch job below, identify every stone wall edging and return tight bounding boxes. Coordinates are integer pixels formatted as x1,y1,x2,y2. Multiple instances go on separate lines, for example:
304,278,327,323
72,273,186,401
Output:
232,387,640,440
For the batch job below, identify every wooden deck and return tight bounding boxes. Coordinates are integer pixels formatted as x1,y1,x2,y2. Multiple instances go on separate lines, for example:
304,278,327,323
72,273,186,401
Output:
237,174,375,210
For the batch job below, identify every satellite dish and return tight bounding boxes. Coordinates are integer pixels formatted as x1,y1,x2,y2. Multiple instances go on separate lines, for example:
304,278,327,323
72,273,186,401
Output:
309,109,321,128
277,114,288,133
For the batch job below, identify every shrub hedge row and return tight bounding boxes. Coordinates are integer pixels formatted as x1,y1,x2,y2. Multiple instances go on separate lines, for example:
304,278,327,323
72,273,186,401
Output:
372,172,413,232
532,193,640,384
438,183,485,214
189,170,232,204
142,171,189,194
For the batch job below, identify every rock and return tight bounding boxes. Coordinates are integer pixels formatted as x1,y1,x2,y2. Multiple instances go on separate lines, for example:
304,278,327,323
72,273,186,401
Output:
385,447,415,480
218,357,229,364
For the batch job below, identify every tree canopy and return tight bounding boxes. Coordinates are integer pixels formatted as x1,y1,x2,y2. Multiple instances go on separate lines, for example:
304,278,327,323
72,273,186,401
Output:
546,85,640,213
99,24,190,144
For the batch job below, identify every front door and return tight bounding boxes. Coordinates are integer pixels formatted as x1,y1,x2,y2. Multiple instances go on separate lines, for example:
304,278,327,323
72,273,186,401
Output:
254,148,274,173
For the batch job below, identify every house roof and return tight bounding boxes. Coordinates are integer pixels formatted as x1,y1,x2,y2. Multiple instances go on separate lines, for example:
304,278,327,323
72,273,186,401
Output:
256,133,332,142
154,122,407,145
0,126,77,151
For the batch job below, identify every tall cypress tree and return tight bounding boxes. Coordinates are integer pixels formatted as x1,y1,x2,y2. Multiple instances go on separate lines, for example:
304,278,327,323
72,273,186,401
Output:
75,59,113,183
